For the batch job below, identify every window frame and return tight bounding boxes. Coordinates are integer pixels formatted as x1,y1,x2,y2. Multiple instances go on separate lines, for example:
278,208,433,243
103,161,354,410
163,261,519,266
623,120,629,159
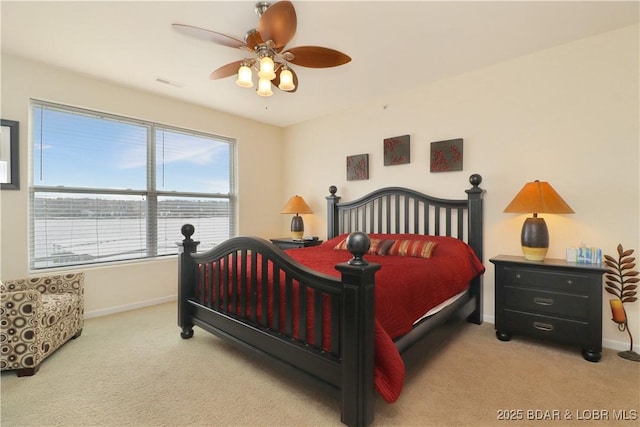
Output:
29,99,237,270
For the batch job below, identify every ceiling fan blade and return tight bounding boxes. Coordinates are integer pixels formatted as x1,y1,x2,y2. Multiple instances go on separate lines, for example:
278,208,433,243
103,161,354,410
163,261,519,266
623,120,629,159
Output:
209,60,244,80
273,66,298,93
172,23,246,49
244,30,264,51
258,1,297,49
286,46,351,68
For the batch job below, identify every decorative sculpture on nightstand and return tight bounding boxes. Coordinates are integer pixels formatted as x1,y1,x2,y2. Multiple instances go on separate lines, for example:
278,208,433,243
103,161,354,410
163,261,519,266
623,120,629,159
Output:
604,244,640,362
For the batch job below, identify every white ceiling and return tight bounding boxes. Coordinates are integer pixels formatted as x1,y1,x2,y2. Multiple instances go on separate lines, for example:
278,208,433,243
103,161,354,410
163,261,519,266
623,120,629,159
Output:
2,1,638,128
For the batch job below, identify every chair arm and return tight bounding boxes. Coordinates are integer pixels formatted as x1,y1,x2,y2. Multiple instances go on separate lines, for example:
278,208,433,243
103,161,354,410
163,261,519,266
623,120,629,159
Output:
1,273,84,296
1,288,43,320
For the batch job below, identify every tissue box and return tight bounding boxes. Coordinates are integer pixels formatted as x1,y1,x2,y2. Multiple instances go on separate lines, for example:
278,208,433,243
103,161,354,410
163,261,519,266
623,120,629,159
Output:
567,247,602,264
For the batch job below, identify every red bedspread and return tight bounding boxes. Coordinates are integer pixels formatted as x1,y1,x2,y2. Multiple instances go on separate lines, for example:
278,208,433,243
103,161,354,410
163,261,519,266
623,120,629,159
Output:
285,233,485,403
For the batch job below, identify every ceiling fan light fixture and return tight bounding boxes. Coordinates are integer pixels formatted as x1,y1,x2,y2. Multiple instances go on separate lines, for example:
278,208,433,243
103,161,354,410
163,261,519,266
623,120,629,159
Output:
258,55,276,80
257,78,273,97
236,63,254,88
278,67,295,91
176,1,350,98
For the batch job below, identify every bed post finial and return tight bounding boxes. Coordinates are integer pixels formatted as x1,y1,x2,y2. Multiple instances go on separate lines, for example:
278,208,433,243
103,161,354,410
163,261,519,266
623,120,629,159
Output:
469,173,482,188
346,232,370,266
181,223,195,241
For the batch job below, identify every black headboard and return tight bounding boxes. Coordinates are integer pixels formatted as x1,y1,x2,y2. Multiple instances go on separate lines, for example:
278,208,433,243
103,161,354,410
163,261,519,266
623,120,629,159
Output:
325,174,484,262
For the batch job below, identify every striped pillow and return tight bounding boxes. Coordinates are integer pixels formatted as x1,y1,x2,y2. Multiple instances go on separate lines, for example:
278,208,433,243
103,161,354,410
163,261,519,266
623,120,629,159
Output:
334,237,396,255
386,239,438,258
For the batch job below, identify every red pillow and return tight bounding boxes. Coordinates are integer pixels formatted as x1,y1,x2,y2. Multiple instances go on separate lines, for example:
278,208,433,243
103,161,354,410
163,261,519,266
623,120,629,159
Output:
386,239,438,258
334,237,395,255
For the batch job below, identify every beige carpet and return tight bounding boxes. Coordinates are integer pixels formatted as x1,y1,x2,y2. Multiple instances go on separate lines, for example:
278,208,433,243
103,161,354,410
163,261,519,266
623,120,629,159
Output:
1,302,638,427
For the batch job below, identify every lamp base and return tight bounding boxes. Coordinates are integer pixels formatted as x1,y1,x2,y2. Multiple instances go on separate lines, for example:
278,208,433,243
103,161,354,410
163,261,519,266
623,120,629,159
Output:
618,350,640,362
521,217,549,261
290,215,304,240
522,246,548,262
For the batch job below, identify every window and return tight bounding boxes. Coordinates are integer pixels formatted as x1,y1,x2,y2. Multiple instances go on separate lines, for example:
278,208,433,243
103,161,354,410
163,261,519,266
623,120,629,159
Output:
29,100,236,270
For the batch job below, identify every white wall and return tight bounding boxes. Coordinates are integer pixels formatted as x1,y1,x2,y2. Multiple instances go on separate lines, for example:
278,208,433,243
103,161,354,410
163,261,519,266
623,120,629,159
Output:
283,25,640,352
0,54,284,317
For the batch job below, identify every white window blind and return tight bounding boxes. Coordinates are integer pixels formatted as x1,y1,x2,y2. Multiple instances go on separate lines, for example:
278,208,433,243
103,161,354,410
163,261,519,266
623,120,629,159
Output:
29,100,236,270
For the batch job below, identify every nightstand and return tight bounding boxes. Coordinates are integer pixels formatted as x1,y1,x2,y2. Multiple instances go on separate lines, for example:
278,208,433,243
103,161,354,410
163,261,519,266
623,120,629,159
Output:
490,255,607,362
270,238,323,250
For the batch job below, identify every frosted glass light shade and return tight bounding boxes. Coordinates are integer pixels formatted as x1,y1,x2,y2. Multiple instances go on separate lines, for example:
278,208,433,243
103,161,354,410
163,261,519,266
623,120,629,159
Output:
257,78,273,97
236,64,253,88
258,56,276,80
278,68,295,91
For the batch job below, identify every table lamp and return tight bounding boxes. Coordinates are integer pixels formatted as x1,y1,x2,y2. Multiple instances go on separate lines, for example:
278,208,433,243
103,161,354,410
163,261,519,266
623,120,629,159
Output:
503,180,574,261
281,195,312,239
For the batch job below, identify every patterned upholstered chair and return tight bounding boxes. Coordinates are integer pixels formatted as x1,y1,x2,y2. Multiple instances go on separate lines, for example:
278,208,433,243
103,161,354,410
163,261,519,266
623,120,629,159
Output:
0,273,84,376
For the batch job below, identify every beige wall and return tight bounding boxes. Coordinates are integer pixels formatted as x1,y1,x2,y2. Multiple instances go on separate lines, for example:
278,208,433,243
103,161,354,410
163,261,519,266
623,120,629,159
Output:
283,25,640,351
0,54,284,317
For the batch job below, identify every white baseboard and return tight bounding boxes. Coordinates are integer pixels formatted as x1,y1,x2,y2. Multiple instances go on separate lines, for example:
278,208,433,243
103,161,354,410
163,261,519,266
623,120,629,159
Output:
85,295,177,319
482,314,638,352
602,338,640,353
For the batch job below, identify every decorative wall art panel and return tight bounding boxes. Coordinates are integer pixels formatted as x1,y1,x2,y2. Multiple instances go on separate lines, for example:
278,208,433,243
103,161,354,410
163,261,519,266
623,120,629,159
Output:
430,138,463,173
383,135,410,166
346,154,369,181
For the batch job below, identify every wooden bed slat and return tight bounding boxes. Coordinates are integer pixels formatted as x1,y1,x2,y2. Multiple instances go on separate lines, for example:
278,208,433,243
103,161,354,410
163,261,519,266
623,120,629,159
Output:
285,276,293,336
273,265,280,331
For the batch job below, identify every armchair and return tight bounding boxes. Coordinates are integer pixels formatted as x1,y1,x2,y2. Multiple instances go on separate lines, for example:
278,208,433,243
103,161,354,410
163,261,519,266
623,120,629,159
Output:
1,273,84,376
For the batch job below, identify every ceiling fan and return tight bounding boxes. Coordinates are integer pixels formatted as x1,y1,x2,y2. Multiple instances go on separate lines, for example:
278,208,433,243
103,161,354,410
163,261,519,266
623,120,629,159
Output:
172,1,351,97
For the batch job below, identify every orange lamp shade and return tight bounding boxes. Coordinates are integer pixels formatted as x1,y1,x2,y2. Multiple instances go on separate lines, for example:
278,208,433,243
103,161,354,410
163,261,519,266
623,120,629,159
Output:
503,181,574,215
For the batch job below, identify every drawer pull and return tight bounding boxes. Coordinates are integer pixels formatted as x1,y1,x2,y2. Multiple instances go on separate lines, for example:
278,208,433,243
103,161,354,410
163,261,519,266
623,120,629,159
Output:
533,322,554,332
534,297,554,306
566,279,573,285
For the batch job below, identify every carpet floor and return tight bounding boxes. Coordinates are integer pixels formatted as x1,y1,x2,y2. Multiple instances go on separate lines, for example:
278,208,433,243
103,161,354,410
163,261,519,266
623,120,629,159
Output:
1,302,638,426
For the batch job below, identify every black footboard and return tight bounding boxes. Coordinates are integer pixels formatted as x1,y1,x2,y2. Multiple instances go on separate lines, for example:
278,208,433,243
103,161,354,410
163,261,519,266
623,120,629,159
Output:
177,226,380,427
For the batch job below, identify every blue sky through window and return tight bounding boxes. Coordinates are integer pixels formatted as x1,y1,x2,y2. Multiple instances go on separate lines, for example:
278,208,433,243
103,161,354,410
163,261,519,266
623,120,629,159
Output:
32,106,230,194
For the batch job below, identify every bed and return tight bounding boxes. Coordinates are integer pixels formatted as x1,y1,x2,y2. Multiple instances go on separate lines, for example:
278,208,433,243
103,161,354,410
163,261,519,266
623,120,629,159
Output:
177,174,485,426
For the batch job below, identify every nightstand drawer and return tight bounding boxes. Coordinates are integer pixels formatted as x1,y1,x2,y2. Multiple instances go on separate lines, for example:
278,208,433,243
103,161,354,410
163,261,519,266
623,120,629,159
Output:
504,309,588,344
504,286,589,318
503,267,589,293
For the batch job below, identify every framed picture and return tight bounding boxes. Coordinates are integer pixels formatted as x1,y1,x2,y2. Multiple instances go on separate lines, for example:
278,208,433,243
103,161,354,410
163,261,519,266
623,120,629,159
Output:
383,135,410,166
1,119,19,190
346,154,369,181
430,138,463,173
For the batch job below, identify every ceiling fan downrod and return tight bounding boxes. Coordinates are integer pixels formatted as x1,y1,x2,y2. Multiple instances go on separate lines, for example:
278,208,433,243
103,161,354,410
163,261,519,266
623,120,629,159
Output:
254,2,272,17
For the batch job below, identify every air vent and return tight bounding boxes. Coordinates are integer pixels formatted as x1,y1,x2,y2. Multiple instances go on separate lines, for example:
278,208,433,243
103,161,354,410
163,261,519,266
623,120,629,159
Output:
155,77,184,88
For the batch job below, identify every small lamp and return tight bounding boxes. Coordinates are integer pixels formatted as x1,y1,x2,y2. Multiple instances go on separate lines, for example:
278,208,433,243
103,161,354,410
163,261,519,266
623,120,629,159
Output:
281,195,312,240
503,180,574,261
